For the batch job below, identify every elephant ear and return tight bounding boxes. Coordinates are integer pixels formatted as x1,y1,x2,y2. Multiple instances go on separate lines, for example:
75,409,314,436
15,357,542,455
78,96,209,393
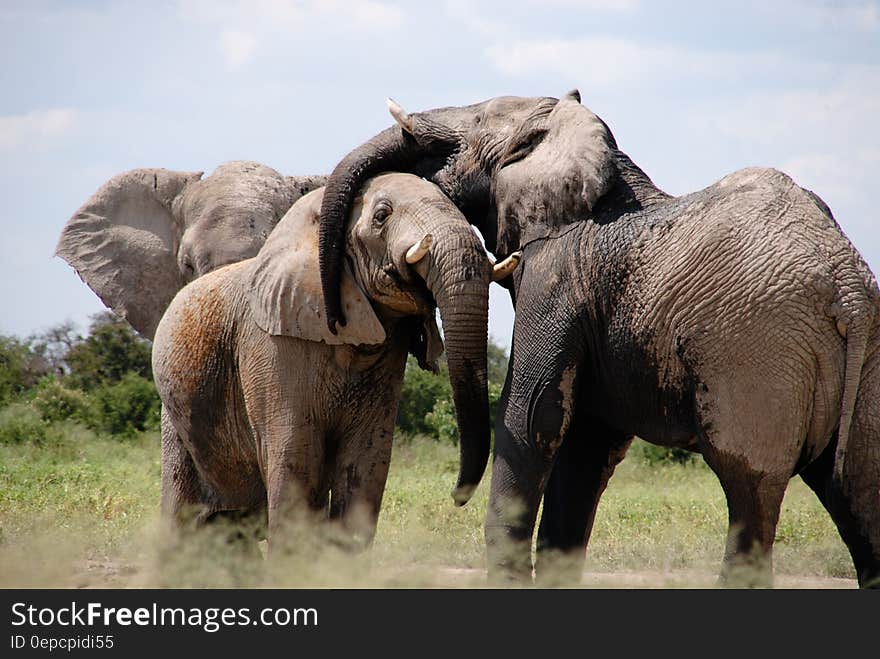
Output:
248,189,386,345
55,168,202,340
493,97,616,238
409,315,445,373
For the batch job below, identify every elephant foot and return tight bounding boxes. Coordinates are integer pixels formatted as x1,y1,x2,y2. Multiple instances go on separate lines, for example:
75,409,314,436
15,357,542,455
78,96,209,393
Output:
486,565,535,587
857,566,880,589
534,548,586,587
485,524,535,586
717,554,774,589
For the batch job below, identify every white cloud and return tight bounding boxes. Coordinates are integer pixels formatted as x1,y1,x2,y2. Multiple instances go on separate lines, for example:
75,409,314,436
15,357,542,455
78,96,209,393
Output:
220,30,258,68
781,149,879,206
483,30,879,266
444,0,507,38
757,0,879,32
0,108,77,149
815,1,879,30
525,0,639,10
316,0,403,29
447,0,638,40
180,0,403,31
700,71,880,148
779,145,880,269
181,0,404,70
485,37,794,87
662,65,880,254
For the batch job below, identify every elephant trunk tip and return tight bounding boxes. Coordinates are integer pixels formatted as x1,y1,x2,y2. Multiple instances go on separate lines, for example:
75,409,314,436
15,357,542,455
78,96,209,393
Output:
451,483,478,507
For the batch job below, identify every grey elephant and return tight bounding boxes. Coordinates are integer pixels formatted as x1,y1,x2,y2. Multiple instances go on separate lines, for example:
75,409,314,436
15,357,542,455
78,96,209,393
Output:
315,92,880,587
152,172,514,548
56,161,325,339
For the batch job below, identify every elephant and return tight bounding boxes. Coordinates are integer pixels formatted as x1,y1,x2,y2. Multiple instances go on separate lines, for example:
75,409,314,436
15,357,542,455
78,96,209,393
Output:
314,91,880,587
151,172,514,550
56,160,325,339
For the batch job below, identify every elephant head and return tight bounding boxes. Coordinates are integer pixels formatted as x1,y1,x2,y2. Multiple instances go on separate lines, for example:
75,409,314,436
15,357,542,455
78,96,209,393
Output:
316,90,638,333
248,173,499,505
56,161,325,339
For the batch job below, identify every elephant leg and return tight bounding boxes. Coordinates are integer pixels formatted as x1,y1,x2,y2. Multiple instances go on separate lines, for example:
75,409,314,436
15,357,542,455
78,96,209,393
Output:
713,467,788,588
486,359,581,583
327,422,395,552
160,407,214,526
161,407,267,561
837,358,880,588
264,425,327,556
801,367,880,589
696,381,806,587
535,416,632,585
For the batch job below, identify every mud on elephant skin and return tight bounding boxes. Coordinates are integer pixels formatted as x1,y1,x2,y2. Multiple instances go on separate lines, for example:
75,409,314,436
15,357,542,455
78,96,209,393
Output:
152,173,506,553
317,92,880,588
56,161,325,339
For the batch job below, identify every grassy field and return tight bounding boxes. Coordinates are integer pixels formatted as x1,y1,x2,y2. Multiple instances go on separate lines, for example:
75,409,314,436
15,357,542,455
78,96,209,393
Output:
0,423,857,588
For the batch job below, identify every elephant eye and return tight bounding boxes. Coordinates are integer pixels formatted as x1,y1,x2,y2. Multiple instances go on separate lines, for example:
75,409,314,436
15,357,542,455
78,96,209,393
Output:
372,200,393,226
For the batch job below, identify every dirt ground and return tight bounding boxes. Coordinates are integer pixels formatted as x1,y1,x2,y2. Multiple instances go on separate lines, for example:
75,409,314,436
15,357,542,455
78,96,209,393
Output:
385,567,858,589
71,560,858,589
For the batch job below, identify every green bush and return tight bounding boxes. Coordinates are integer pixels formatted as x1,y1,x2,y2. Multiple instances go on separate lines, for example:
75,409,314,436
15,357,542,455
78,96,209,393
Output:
65,312,153,391
424,398,458,443
396,358,452,436
0,402,47,445
0,335,49,405
424,381,503,443
486,339,509,385
630,438,698,466
86,372,161,437
31,376,89,423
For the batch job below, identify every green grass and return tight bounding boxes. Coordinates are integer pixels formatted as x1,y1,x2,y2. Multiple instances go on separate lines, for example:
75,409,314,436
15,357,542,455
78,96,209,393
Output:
0,427,856,588
585,449,853,585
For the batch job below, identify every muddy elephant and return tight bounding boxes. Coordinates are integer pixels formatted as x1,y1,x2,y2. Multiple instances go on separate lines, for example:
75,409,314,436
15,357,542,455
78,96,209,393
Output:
315,92,880,587
56,161,325,339
152,172,514,549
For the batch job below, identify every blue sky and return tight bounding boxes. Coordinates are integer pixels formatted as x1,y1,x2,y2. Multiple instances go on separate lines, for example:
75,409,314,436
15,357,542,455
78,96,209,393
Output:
2,0,878,349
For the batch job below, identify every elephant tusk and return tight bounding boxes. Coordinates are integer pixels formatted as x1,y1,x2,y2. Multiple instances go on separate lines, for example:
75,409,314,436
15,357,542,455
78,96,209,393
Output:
387,97,414,135
492,251,522,281
405,234,433,264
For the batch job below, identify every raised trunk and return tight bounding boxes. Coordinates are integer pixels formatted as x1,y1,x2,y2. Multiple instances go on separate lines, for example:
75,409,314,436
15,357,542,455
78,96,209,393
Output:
318,110,469,334
319,126,419,333
423,235,491,505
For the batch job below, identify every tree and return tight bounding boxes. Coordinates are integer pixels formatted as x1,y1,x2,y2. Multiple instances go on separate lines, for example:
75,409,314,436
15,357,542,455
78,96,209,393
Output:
396,358,452,436
29,321,80,376
487,337,509,385
87,371,161,436
65,312,153,390
396,336,510,439
0,335,50,404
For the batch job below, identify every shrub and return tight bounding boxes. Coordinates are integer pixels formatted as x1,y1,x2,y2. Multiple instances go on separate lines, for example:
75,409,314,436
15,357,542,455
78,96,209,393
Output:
424,381,503,443
630,438,698,466
424,398,458,443
0,335,50,405
31,376,89,423
0,402,47,445
487,339,509,385
86,372,161,437
396,358,452,436
65,312,153,390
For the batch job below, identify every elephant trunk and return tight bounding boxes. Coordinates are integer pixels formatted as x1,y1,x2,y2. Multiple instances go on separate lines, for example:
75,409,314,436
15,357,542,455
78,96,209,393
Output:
319,126,420,334
422,228,491,506
319,111,467,335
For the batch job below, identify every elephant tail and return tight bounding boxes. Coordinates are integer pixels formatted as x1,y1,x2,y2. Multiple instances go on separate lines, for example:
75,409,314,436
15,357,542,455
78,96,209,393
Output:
833,302,874,483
